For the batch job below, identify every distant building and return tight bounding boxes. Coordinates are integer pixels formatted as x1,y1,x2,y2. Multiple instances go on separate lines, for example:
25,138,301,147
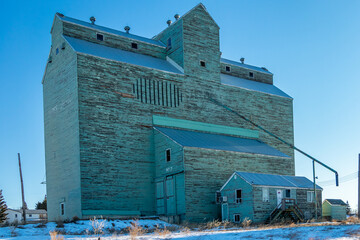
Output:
43,3,296,222
5,209,47,223
219,171,322,223
322,199,347,221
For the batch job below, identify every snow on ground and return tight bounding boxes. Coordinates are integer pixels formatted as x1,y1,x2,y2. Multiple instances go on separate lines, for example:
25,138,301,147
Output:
0,219,360,240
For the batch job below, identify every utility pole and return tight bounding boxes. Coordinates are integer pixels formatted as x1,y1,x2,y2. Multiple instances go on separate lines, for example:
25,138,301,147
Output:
18,153,27,224
358,154,359,218
313,160,318,219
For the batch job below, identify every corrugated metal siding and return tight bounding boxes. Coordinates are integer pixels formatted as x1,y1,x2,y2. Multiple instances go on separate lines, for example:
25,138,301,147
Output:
235,171,322,189
155,127,289,158
64,36,183,74
221,74,291,98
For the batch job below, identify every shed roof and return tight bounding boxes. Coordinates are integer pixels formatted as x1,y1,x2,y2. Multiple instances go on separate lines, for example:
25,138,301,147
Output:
221,74,292,99
64,36,183,75
232,171,322,190
221,58,272,74
155,127,289,158
58,15,165,47
325,199,347,206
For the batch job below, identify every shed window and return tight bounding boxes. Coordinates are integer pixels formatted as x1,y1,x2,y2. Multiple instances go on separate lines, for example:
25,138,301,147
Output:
285,189,291,198
307,191,314,202
96,33,104,41
215,191,221,204
225,66,231,72
235,189,242,203
249,72,254,78
200,60,206,67
234,214,241,223
167,38,172,49
60,202,65,215
262,188,269,202
166,149,171,162
131,43,138,49
15,214,17,218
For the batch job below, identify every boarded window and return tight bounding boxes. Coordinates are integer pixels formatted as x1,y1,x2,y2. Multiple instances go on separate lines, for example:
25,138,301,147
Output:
307,191,314,202
234,214,241,223
166,149,171,162
262,188,269,202
235,189,242,203
285,189,291,198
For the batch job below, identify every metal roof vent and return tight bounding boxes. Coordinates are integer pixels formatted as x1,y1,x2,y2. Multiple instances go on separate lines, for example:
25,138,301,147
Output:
166,20,172,26
240,57,245,64
90,16,96,25
124,26,130,34
174,14,180,21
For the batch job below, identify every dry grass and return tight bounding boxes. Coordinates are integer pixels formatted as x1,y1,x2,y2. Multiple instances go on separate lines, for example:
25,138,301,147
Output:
50,231,64,240
128,221,146,240
344,216,360,224
90,217,106,235
242,217,252,228
154,225,171,236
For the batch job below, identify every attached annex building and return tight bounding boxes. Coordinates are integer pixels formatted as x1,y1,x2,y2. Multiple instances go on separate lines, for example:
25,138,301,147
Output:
43,4,297,222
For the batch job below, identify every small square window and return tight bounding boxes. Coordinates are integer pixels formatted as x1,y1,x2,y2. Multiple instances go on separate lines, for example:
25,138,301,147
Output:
97,33,104,41
225,66,231,72
131,43,138,49
200,60,206,67
249,72,254,78
56,48,59,55
285,189,291,198
29,214,32,217
166,149,171,162
234,214,241,223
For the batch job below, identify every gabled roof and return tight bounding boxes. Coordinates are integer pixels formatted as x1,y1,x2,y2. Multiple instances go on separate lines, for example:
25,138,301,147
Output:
63,36,183,75
324,199,347,206
55,14,165,47
154,126,290,158
220,74,292,99
221,58,272,75
221,171,322,191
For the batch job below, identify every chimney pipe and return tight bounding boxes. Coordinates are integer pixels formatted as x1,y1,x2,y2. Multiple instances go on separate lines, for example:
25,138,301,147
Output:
124,26,130,34
90,16,96,25
174,14,180,21
240,57,245,64
167,20,172,26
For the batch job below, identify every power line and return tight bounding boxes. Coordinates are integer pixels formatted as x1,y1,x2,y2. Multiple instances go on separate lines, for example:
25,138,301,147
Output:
318,171,358,186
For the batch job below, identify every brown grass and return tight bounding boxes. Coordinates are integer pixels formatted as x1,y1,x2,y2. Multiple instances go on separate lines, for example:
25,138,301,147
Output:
50,231,64,240
242,217,252,228
90,217,105,235
154,225,171,236
128,221,146,240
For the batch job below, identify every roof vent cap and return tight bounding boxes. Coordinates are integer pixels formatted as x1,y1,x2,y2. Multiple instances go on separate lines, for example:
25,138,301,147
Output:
174,14,180,20
240,57,245,64
166,20,172,26
124,26,130,34
90,16,96,25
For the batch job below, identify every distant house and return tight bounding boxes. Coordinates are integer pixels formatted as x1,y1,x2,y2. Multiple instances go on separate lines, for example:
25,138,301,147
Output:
5,209,47,223
219,171,322,223
322,199,347,221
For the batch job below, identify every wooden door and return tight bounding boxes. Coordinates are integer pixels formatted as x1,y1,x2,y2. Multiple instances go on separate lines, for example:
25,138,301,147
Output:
165,177,176,215
277,189,283,207
222,203,229,221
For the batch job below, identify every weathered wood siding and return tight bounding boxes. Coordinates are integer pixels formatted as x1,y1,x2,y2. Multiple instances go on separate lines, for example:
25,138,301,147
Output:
220,63,273,84
296,189,322,220
43,17,82,221
221,174,254,222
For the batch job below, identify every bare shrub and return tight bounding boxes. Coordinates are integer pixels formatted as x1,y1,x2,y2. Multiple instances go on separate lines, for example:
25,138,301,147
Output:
242,217,252,228
128,221,146,240
50,231,64,240
205,219,222,229
221,220,231,229
155,225,171,236
56,219,64,228
90,217,106,235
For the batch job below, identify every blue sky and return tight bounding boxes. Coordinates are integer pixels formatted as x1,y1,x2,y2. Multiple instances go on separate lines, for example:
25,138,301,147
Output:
0,0,359,211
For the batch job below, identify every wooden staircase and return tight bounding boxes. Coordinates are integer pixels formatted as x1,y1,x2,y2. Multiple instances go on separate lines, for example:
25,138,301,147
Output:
266,198,304,224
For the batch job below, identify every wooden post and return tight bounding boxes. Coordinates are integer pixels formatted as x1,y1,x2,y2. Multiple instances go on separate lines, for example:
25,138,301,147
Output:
18,153,26,224
313,160,318,219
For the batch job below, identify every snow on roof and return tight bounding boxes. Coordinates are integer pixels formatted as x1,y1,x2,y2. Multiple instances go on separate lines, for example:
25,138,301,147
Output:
155,126,290,158
59,15,165,47
221,58,272,74
325,199,347,206
221,74,292,99
64,36,183,75
233,171,322,189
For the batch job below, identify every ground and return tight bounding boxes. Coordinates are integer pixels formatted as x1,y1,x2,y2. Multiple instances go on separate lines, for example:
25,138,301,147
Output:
0,219,360,239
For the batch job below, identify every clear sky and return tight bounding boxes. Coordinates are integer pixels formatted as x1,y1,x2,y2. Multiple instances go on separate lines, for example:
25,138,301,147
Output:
1,0,359,212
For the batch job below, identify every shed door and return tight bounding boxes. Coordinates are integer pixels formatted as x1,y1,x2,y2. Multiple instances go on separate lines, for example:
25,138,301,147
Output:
277,189,283,207
221,203,229,221
165,176,176,215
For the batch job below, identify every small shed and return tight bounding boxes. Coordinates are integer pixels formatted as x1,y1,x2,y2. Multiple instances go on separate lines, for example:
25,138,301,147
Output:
219,171,322,223
322,199,347,221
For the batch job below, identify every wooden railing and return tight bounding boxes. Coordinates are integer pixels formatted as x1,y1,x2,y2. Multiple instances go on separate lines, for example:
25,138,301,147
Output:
268,198,304,224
